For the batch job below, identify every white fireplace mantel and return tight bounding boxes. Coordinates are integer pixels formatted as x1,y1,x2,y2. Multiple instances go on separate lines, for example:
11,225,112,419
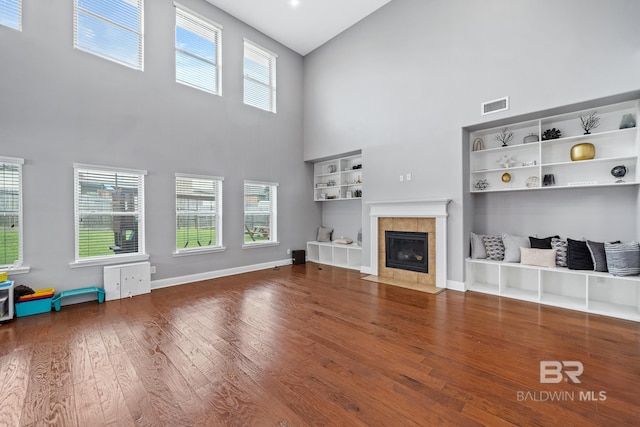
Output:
367,199,451,288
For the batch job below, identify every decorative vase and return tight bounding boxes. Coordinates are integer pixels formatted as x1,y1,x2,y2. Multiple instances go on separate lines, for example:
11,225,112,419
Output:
611,165,628,183
501,173,511,183
619,114,636,129
570,143,595,161
523,133,539,144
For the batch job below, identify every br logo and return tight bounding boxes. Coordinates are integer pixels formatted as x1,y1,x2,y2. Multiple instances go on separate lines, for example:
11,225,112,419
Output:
540,361,584,384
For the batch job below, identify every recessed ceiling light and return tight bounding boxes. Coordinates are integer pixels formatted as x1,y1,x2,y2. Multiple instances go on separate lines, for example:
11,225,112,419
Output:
289,0,301,7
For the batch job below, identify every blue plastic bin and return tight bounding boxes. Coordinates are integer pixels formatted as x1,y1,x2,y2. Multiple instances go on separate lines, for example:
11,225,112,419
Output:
15,297,53,317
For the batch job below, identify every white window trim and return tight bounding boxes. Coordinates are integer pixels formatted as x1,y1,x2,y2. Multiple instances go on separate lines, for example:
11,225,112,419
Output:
73,0,145,71
243,180,278,248
174,172,225,256
0,0,22,31
0,156,29,274
243,38,277,113
70,163,148,268
174,2,223,95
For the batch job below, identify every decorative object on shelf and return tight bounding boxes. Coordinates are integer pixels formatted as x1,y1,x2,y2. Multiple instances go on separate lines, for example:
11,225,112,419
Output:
501,172,511,183
542,128,562,140
543,174,556,186
525,176,539,188
357,228,362,246
319,193,327,200
334,237,353,245
327,164,336,173
495,127,514,147
346,190,353,198
315,183,327,188
474,179,490,191
521,160,537,167
327,179,336,186
353,189,362,198
352,164,362,169
472,137,485,151
355,175,361,184
496,154,516,168
619,113,636,129
523,133,539,144
570,142,596,161
579,111,600,134
611,165,628,183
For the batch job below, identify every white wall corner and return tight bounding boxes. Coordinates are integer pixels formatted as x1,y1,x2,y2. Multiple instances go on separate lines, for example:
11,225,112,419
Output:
446,280,466,292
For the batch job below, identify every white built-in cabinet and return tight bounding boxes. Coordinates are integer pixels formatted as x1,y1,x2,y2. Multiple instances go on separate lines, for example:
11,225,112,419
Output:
470,100,639,192
467,97,640,322
306,241,362,270
466,259,640,322
313,154,363,201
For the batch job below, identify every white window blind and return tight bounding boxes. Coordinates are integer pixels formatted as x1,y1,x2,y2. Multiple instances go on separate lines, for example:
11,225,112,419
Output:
74,0,144,70
0,0,21,31
243,39,277,112
0,157,24,268
243,181,277,245
176,174,223,252
74,165,146,262
175,4,222,94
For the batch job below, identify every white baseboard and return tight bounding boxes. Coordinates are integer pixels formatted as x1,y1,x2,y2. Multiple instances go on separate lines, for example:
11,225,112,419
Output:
446,280,466,292
360,265,374,275
151,258,292,290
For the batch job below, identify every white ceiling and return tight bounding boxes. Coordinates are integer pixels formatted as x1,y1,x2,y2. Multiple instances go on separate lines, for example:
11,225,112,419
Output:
205,0,393,56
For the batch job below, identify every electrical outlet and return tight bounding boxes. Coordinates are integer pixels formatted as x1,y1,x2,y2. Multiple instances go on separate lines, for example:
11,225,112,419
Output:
286,248,291,255
399,175,404,182
150,265,156,274
406,173,412,181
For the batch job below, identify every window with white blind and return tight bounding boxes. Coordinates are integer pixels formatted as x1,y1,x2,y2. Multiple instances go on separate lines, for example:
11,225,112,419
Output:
175,4,222,95
0,157,24,269
0,0,21,31
243,39,277,113
73,0,144,70
175,174,223,254
73,164,147,266
243,181,278,247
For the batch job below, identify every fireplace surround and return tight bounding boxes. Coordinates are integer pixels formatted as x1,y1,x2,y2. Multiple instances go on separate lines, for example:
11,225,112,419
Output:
366,199,451,292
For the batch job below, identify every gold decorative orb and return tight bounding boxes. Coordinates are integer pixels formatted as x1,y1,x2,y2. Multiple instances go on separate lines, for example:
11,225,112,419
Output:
501,172,511,183
570,143,595,161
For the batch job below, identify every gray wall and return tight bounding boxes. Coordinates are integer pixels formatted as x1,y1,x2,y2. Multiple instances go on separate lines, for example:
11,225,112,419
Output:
1,0,320,292
303,0,640,283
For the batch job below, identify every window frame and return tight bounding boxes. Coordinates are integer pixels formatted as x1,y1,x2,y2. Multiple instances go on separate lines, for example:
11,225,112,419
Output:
174,173,225,256
243,180,278,248
243,38,277,113
73,0,145,70
71,163,148,268
0,0,22,31
175,3,222,95
0,156,28,274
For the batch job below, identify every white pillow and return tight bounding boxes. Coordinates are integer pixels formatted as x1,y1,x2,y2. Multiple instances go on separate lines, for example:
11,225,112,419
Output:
521,248,557,268
502,233,531,262
470,232,486,259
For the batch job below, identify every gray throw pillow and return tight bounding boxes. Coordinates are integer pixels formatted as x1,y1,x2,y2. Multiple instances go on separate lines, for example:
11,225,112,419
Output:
551,237,568,267
482,235,505,261
317,226,333,242
605,242,640,276
502,233,531,262
470,232,486,259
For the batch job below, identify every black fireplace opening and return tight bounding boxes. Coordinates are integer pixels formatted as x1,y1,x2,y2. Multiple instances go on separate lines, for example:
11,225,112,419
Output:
385,231,428,273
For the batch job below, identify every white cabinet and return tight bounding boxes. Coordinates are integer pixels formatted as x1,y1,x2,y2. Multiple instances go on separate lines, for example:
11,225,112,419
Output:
313,154,363,201
103,262,151,301
470,100,639,192
306,241,362,270
0,280,14,322
466,259,640,322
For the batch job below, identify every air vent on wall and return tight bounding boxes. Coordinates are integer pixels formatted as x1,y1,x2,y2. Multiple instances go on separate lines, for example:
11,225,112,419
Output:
481,96,509,115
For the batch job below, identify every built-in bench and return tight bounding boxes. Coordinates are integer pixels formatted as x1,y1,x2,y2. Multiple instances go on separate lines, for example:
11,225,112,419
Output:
466,258,640,322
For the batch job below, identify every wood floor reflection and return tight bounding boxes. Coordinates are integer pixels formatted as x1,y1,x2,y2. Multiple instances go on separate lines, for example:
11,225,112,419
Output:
1,263,638,426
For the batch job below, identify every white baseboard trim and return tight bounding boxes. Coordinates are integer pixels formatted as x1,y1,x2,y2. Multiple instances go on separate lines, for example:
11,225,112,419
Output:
360,266,374,275
446,280,466,292
151,258,292,290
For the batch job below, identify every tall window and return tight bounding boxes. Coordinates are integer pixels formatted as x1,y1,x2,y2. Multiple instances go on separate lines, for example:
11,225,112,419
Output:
243,39,277,112
176,174,223,254
175,4,222,95
73,164,146,265
73,0,144,70
243,181,277,246
0,0,21,31
0,157,23,269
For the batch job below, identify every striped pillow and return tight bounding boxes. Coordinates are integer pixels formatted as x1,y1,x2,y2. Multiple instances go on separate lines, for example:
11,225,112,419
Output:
604,242,640,276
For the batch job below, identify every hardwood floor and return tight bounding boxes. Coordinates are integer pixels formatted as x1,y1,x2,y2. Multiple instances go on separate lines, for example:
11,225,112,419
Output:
1,263,639,426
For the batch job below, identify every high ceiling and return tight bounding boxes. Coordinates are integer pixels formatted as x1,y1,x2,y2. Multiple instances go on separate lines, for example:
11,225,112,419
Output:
205,0,393,56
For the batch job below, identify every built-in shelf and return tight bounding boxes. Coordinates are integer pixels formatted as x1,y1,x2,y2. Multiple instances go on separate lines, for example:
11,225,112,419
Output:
313,154,363,201
306,241,362,270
